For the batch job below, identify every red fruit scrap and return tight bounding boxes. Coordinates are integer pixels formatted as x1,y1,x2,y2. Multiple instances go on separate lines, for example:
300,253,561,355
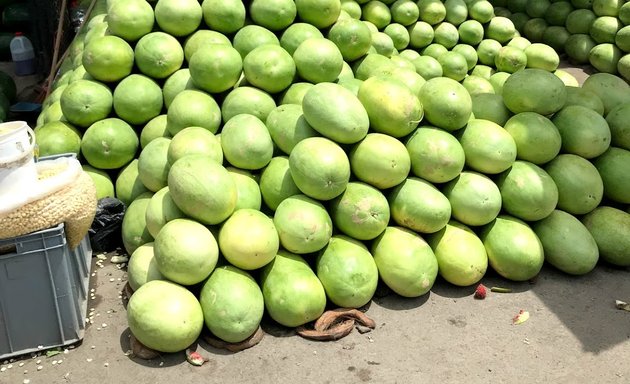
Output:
474,284,487,299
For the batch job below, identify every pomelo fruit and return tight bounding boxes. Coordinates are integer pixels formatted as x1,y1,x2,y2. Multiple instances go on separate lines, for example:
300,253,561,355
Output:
189,44,243,94
438,51,468,81
582,206,630,266
113,74,163,125
127,243,164,292
471,93,512,126
581,72,630,114
494,46,527,73
259,156,301,211
127,280,203,353
34,121,82,157
166,90,221,136
168,155,237,225
60,79,112,128
121,192,154,255
444,0,468,26
544,154,603,215
279,82,314,105
433,21,459,49
162,69,197,109
370,31,396,57
201,0,246,34
260,250,326,327
471,64,496,80
564,86,605,115
496,160,559,221
221,86,277,123
405,126,464,183
443,171,502,227
81,118,139,170
295,0,341,28
502,68,567,116
419,77,472,131
589,43,623,73
265,104,319,154
219,209,278,270
233,25,281,59
273,195,333,254
227,167,262,211
358,76,423,137
469,0,494,22
524,43,559,71
330,181,390,241
533,210,599,275
593,146,630,204
107,0,154,42
134,32,184,79
418,0,446,25
244,45,296,93
199,266,264,343
523,18,548,42
154,218,218,285
566,9,596,34
590,16,621,43
389,177,451,234
250,0,297,31
489,71,511,94
503,112,562,165
605,102,630,149
145,187,185,239
480,215,544,281
154,0,202,37
279,23,324,55
392,0,420,25
409,21,435,48
458,19,484,45
452,44,479,71
485,16,516,43
293,37,343,83
141,115,170,149
362,0,392,29
349,133,410,189
301,82,368,144
384,23,411,50
552,105,611,159
327,18,372,61
458,119,517,174
507,36,532,51
221,114,273,170
115,160,150,207
353,53,395,80
316,235,378,308
542,26,571,54
463,75,495,95
428,220,488,286
411,55,443,80
137,137,171,193
371,226,438,297
289,137,350,201
422,43,448,59
183,30,231,63
82,35,134,82
82,165,114,200
167,126,222,166
565,34,597,63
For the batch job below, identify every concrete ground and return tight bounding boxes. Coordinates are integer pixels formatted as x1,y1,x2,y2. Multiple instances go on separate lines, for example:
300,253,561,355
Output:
2,63,629,384
1,255,629,384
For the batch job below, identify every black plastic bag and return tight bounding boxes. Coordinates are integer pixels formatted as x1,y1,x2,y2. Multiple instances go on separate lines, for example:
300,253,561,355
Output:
89,197,126,253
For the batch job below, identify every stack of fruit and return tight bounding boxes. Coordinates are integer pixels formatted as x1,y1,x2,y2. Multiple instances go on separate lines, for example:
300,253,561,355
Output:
491,0,630,80
32,0,630,355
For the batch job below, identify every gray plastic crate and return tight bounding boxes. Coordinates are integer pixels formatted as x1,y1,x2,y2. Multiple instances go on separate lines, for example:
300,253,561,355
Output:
0,223,92,359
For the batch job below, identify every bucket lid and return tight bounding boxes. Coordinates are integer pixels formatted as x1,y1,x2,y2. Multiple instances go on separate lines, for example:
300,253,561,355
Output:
0,121,28,139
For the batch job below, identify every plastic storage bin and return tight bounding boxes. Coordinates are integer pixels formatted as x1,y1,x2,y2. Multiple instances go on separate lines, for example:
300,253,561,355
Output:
0,223,92,359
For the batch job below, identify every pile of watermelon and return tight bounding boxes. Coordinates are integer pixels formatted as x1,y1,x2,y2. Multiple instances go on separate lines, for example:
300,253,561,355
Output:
491,0,630,79
33,0,630,354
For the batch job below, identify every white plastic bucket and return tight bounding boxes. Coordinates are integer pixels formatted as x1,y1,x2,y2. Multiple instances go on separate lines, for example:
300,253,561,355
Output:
0,121,37,208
